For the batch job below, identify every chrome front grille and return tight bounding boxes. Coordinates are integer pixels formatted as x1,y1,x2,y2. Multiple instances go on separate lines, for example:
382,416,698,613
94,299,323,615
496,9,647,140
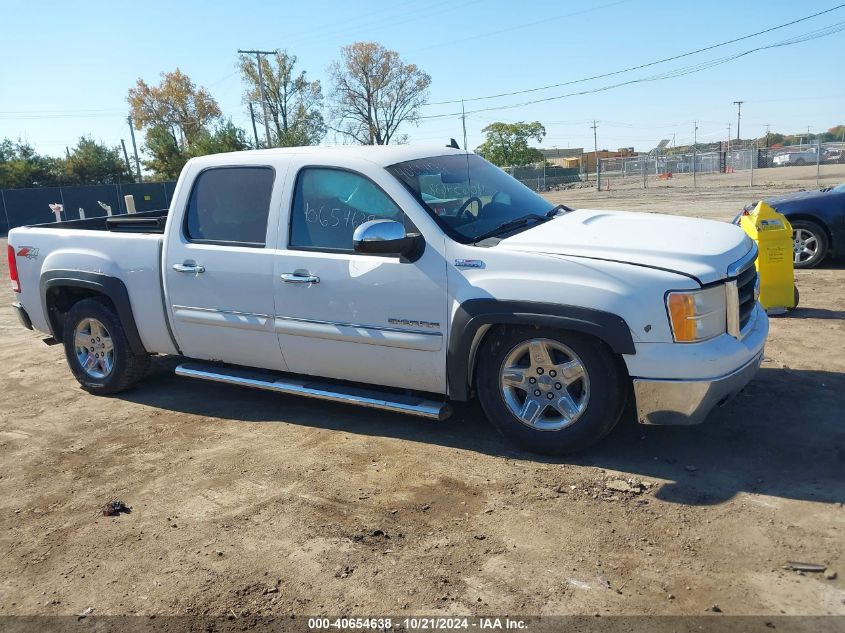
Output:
736,264,758,330
726,246,759,338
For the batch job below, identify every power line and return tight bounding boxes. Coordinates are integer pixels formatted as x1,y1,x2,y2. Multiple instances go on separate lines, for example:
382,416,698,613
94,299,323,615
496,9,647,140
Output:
426,4,845,106
413,0,630,53
419,20,845,119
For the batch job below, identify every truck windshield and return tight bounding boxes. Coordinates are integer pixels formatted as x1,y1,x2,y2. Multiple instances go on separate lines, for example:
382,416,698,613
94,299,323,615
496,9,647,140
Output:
387,154,557,243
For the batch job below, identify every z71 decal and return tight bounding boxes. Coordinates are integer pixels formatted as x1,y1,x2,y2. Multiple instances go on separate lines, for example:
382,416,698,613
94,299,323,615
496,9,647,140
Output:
17,247,39,260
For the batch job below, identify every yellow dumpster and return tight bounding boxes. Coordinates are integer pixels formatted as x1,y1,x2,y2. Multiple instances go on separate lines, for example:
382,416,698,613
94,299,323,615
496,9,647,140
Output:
739,201,797,313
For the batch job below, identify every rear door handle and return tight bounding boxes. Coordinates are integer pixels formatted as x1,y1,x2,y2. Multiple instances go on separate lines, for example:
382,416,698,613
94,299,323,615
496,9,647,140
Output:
281,273,320,284
172,263,205,274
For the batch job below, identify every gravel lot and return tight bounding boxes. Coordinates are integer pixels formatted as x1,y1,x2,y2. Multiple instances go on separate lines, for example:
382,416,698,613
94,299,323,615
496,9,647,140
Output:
1,168,843,620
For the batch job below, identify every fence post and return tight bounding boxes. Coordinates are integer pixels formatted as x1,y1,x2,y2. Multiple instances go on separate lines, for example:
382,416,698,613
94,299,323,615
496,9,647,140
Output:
817,140,821,186
58,186,66,222
641,155,646,189
0,189,9,234
597,158,602,191
750,144,755,187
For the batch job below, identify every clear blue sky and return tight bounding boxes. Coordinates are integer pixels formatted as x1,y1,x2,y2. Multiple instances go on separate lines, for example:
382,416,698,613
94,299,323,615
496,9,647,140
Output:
1,0,843,157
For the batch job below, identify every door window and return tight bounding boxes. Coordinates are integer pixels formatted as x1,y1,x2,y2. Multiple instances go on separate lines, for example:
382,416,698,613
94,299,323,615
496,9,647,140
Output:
289,167,406,252
184,167,275,246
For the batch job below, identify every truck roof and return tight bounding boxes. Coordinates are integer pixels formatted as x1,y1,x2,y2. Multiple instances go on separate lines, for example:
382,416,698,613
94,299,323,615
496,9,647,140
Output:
187,144,470,169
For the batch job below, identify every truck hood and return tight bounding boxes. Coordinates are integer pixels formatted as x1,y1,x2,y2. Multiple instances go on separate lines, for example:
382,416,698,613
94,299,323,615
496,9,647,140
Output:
496,209,753,284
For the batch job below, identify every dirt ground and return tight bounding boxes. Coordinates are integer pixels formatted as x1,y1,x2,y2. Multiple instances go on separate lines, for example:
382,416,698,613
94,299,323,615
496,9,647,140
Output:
0,170,844,621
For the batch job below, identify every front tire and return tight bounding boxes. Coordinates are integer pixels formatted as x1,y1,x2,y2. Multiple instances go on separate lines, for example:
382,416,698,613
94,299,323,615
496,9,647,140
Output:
62,297,150,394
476,328,626,455
792,220,828,269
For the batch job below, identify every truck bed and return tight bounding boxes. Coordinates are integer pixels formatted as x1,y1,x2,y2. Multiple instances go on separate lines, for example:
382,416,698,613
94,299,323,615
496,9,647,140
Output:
29,208,168,234
9,212,177,356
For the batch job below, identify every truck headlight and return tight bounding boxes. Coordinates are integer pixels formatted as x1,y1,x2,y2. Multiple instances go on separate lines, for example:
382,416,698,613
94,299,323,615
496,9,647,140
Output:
666,285,727,343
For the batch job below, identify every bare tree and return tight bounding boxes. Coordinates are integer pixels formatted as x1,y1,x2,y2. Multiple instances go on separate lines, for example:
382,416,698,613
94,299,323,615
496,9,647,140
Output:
238,50,325,147
328,42,431,145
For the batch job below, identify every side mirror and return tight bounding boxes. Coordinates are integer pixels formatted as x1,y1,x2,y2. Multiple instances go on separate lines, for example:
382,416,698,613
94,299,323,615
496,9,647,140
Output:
353,219,424,261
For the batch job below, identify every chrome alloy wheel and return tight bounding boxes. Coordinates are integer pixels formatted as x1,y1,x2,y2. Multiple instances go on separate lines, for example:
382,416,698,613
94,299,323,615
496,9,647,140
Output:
74,318,114,379
793,227,819,265
499,338,590,431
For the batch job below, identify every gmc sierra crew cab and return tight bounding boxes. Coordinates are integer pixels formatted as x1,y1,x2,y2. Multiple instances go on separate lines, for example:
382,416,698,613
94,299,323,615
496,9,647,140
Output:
7,145,768,454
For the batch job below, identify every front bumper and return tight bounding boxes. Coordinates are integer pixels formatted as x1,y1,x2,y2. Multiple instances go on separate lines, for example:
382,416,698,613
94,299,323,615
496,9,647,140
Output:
633,350,763,425
12,302,33,330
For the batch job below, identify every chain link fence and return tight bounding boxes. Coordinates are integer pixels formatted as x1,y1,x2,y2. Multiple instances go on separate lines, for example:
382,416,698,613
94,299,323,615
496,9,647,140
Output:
502,164,583,192
597,141,845,185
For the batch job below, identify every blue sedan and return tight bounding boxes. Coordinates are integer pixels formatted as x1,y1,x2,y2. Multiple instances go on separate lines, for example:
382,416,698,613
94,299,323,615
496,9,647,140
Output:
736,183,845,269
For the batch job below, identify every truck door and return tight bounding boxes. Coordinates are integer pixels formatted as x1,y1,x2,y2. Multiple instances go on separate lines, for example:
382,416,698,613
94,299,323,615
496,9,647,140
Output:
272,163,448,394
163,163,288,371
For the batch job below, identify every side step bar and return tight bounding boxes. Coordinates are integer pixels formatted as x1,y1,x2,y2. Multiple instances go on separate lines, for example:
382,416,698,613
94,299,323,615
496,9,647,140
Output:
175,362,451,421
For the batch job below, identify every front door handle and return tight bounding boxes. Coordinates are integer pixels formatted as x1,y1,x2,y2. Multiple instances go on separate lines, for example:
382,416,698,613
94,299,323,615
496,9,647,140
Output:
281,273,320,284
172,263,206,274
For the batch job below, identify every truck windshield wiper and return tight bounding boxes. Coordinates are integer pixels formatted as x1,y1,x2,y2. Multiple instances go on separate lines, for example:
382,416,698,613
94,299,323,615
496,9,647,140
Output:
472,214,549,243
547,204,572,217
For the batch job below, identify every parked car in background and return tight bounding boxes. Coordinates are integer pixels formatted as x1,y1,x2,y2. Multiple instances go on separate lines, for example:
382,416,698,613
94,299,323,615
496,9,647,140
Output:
735,183,845,268
772,148,818,167
823,147,845,164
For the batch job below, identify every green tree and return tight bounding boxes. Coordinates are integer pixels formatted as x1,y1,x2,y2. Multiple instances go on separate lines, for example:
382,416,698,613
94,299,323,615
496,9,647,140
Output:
238,50,325,147
826,125,845,142
143,119,253,181
142,125,187,181
328,42,431,145
475,121,546,167
64,137,133,184
0,139,64,188
187,119,252,157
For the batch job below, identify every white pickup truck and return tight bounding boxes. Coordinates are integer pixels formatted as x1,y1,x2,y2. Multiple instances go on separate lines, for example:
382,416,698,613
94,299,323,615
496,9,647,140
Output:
7,145,767,454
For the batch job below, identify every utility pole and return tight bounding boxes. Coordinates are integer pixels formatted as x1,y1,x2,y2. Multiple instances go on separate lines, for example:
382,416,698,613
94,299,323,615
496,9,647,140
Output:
461,100,468,150
765,124,770,148
238,49,276,148
591,120,599,190
126,116,142,182
693,120,698,189
727,123,732,153
248,103,260,148
120,139,132,177
732,101,744,142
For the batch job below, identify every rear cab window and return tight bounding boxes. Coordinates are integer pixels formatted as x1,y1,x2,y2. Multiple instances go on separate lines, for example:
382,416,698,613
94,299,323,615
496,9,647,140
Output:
184,166,275,246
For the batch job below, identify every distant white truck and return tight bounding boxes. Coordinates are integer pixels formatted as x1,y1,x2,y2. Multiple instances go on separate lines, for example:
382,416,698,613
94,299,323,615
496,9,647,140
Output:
773,147,818,166
7,146,767,454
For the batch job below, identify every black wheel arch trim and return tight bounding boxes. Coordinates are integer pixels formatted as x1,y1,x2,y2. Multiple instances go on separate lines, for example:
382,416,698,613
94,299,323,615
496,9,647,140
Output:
40,270,147,356
447,298,636,401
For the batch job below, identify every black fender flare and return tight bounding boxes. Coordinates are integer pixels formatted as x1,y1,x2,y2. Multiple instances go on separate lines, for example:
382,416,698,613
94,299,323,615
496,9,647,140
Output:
40,270,147,355
447,299,635,401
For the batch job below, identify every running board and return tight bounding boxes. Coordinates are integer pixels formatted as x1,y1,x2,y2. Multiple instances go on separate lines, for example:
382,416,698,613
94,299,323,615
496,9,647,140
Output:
175,362,451,421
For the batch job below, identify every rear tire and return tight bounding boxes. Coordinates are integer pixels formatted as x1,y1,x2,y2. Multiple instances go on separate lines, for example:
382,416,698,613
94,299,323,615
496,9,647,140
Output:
476,327,626,455
792,220,828,269
62,297,150,394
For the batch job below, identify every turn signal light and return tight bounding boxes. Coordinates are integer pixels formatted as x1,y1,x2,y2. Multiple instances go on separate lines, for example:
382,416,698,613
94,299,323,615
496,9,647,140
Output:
667,293,697,342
